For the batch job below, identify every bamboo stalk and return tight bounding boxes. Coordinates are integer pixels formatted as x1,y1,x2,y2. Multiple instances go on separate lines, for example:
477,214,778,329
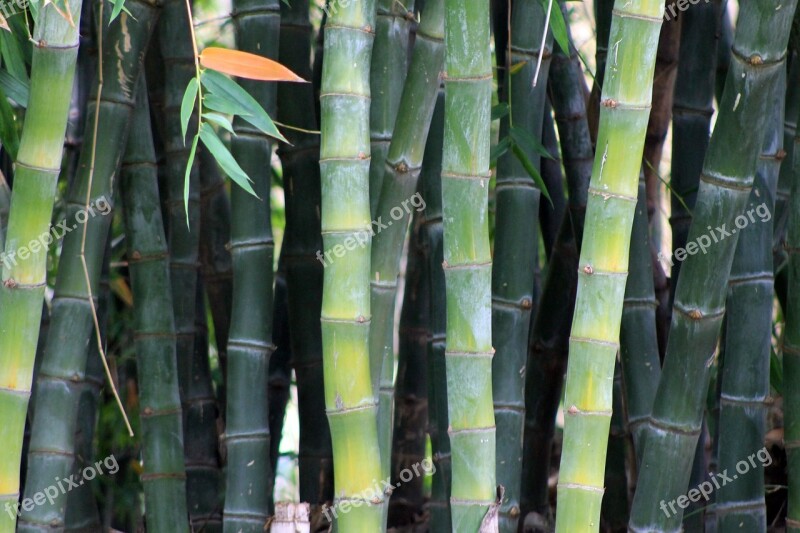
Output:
318,0,384,529
223,0,281,527
629,0,797,529
714,67,783,532
555,0,664,527
18,2,159,529
0,0,86,527
121,80,190,532
441,0,496,528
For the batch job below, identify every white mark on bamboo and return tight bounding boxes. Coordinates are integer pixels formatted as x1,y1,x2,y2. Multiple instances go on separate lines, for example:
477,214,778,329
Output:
598,144,609,183
612,40,621,70
733,93,741,111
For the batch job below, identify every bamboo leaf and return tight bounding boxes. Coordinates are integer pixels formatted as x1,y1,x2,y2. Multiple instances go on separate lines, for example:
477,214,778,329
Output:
180,77,198,142
200,69,287,143
541,0,570,55
202,112,235,135
199,46,307,82
490,136,511,167
109,0,133,23
509,60,527,75
491,103,509,121
509,125,553,160
0,14,9,32
0,84,19,159
511,141,552,205
183,134,199,226
199,123,259,198
0,31,29,83
203,92,251,117
0,69,28,107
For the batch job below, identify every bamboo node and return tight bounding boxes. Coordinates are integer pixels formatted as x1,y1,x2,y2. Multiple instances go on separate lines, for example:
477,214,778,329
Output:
3,278,16,288
356,314,366,323
521,298,532,309
132,250,142,260
583,264,594,275
567,405,579,415
143,407,153,415
688,309,703,320
776,149,787,161
749,54,763,65
358,151,368,160
601,98,618,108
510,505,520,517
395,161,409,173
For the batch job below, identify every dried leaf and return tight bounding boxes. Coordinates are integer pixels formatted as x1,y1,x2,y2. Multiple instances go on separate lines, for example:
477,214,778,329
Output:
199,47,307,82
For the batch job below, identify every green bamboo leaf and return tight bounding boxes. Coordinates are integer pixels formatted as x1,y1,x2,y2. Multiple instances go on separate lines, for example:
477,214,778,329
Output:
491,102,509,121
511,141,552,205
202,112,235,135
490,135,511,167
0,31,28,83
180,78,198,142
109,0,133,22
0,69,28,107
199,123,258,198
203,92,251,117
542,0,570,55
509,125,553,160
184,134,199,225
200,69,287,143
509,60,527,75
0,84,19,159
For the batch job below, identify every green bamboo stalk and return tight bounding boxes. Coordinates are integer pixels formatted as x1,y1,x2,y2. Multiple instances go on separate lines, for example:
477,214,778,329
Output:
369,0,415,216
18,2,159,529
519,18,592,522
441,1,496,529
0,0,85,526
276,0,333,524
420,89,452,532
555,0,663,527
629,0,797,529
224,0,281,527
784,65,800,533
714,68,783,532
368,0,444,502
668,0,719,302
318,0,383,529
492,2,551,529
120,81,190,533
387,211,429,528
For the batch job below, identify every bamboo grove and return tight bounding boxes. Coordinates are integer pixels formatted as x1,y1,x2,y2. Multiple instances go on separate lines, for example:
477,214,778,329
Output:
3,0,800,531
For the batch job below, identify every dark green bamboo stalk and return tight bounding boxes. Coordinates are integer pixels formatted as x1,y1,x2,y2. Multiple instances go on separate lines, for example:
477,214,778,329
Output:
269,256,292,483
619,172,660,458
441,1,496,528
714,69,782,532
539,107,567,259
520,19,592,523
600,362,629,533
368,0,444,503
277,0,332,525
120,81,190,533
198,146,233,391
18,2,159,530
555,0,664,527
492,2,551,530
224,0,280,528
0,0,85,526
369,0,415,216
64,248,108,533
420,90,452,532
629,0,798,529
185,277,223,531
668,0,719,302
388,211,429,528
784,66,800,533
318,0,383,529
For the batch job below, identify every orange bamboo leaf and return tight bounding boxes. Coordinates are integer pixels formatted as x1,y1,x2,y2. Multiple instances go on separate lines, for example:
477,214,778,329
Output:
199,47,307,82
